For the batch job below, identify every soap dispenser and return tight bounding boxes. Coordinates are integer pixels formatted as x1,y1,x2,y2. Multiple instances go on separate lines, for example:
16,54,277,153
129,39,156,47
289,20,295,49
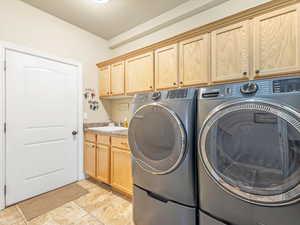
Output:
124,117,129,128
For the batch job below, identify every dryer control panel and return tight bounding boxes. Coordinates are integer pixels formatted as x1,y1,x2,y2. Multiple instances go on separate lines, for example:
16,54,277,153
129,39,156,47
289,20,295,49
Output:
273,78,300,93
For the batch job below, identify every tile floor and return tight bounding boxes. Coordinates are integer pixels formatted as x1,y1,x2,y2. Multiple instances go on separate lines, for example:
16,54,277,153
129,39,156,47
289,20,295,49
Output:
0,179,133,225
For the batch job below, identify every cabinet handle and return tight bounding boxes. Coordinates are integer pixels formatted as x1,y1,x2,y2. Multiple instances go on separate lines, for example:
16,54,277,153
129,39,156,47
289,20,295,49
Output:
256,70,260,74
243,72,247,76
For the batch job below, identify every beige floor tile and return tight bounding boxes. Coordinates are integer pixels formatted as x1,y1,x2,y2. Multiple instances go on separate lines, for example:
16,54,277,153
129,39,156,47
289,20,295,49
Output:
48,202,87,225
121,204,133,225
75,191,115,213
77,179,99,191
27,214,60,225
110,195,132,210
91,195,132,225
10,222,26,225
88,185,111,195
0,206,25,225
68,214,104,225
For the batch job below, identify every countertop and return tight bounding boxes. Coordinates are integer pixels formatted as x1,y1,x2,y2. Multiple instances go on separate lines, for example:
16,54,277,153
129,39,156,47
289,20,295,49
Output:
84,122,128,137
84,128,128,137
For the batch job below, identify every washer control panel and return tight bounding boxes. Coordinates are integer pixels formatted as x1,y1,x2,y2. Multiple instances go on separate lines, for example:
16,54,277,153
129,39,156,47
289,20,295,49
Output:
167,89,188,99
273,78,300,93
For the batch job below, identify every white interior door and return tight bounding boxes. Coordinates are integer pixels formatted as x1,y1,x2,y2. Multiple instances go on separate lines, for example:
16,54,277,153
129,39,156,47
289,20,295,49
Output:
5,50,79,206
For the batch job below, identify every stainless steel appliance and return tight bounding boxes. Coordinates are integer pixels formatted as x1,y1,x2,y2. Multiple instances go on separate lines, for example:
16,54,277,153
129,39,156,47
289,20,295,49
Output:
129,88,198,225
197,76,300,225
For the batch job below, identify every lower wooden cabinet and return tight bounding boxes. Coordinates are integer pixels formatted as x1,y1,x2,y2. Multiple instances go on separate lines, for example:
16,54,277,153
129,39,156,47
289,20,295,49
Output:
111,147,133,196
84,133,133,197
84,142,96,177
96,144,111,184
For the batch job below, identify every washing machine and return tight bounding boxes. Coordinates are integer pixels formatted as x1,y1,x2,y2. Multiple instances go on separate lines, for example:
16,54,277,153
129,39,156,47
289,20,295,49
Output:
197,76,300,225
128,88,198,225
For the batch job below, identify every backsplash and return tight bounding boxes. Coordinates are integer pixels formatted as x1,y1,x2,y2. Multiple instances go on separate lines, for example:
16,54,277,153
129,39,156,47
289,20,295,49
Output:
110,98,133,123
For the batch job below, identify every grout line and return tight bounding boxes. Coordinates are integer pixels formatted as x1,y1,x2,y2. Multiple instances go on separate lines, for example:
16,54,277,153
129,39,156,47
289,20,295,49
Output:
73,200,106,225
15,205,28,225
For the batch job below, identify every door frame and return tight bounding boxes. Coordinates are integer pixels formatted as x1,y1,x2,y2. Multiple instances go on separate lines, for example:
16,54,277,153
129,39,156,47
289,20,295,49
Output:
0,42,84,210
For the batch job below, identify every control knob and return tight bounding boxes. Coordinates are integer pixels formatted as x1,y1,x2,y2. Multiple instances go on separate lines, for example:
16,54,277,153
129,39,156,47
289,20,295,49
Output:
240,83,259,95
152,92,161,100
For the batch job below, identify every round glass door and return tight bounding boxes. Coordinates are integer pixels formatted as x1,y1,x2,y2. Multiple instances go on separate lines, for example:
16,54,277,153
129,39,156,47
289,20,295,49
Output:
129,103,186,175
199,99,300,206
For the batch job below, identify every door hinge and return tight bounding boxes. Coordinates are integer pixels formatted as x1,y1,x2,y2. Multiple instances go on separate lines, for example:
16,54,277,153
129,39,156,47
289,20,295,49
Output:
4,123,6,133
4,185,6,196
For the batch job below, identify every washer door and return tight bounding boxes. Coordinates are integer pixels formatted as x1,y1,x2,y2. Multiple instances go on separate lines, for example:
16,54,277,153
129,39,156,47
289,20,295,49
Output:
199,99,300,206
129,103,186,175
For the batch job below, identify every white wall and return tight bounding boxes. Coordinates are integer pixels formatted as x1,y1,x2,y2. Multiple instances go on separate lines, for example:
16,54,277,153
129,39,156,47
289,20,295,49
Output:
111,0,271,56
0,0,112,123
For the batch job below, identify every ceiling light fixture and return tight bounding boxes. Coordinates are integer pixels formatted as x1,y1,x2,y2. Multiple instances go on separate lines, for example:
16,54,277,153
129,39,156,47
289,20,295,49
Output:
95,0,109,3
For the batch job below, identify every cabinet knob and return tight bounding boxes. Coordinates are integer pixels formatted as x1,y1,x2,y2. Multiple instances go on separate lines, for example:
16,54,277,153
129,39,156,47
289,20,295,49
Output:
106,92,109,95
149,86,153,89
180,81,183,84
243,72,247,76
173,82,177,86
256,70,260,74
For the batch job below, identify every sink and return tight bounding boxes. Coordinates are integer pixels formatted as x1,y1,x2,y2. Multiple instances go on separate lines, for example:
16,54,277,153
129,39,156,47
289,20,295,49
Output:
88,126,128,132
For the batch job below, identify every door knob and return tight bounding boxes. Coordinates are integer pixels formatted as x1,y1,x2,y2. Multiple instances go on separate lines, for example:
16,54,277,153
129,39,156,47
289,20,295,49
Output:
72,130,78,136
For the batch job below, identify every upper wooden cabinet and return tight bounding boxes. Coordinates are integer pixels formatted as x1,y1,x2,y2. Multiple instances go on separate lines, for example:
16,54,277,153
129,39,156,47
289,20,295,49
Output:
253,4,300,78
155,44,178,90
99,65,111,97
111,61,125,96
125,52,154,94
179,34,210,87
211,21,250,83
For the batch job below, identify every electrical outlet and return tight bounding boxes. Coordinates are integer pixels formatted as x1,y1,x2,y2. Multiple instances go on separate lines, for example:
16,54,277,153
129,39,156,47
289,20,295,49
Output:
84,112,88,120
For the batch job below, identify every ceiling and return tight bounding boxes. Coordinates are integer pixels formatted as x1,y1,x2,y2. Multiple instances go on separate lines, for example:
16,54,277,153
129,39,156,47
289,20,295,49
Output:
20,0,191,40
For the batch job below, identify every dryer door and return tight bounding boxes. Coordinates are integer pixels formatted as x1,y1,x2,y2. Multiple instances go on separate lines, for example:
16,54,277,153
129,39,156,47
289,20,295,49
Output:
129,103,186,175
199,99,300,206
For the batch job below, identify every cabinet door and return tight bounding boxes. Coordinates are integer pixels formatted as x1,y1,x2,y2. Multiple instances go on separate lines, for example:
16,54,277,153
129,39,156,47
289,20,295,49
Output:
253,4,300,77
111,147,133,196
155,44,178,90
126,52,154,94
211,21,250,83
84,142,96,177
99,65,111,97
96,145,110,184
179,34,210,87
111,61,125,96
